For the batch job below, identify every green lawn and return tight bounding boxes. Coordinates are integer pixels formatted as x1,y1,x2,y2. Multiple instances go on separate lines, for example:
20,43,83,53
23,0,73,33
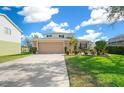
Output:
65,54,124,87
0,53,32,63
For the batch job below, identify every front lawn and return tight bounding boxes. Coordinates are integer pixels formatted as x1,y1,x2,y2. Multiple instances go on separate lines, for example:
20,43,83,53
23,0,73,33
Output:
65,54,124,87
0,53,32,63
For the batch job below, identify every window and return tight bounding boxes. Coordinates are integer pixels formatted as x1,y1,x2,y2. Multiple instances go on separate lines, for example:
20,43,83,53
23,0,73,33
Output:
4,27,11,35
59,34,64,38
46,34,52,37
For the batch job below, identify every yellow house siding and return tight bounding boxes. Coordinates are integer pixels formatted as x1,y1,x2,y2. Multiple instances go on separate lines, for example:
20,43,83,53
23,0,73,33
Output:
0,40,21,56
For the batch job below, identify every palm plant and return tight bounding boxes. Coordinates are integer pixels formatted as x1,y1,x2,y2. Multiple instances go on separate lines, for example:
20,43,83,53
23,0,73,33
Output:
69,36,77,55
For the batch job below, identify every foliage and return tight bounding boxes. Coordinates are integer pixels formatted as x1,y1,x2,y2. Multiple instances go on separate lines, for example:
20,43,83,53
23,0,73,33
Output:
65,54,124,87
64,47,67,53
24,36,32,48
107,6,124,23
83,48,89,55
65,50,70,55
106,46,124,55
95,40,107,55
89,49,96,55
74,50,80,55
69,36,77,54
69,36,77,46
31,47,37,54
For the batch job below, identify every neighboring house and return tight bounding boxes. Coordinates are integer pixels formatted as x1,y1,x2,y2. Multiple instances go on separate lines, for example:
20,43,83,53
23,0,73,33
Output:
32,32,91,54
0,14,22,56
21,46,30,53
108,34,124,46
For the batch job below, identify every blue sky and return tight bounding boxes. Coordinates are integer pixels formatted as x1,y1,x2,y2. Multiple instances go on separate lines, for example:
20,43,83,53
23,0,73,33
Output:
0,6,124,41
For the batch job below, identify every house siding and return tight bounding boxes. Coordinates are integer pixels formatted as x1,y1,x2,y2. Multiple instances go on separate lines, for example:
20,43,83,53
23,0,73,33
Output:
32,39,91,54
0,15,21,43
0,14,21,56
0,40,21,56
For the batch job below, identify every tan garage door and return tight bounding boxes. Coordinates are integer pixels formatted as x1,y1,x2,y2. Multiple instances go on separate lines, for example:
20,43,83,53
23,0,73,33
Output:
38,42,64,54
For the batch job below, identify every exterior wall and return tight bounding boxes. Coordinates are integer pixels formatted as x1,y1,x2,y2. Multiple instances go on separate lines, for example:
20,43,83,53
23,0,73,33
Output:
0,15,21,56
0,40,21,56
0,15,21,43
38,42,64,54
32,39,91,54
44,33,73,39
108,35,124,46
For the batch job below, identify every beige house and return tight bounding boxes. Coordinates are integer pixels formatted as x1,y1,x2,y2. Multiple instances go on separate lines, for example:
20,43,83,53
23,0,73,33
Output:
108,34,124,46
0,14,22,56
32,32,92,54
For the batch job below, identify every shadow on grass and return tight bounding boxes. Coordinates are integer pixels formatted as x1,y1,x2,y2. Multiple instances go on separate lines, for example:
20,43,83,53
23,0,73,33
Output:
65,54,124,87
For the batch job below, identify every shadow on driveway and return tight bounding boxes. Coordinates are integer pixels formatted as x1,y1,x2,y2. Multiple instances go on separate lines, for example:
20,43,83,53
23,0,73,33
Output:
0,54,69,87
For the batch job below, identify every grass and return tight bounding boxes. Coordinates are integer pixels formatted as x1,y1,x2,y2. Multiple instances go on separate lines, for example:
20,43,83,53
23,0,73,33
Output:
0,53,32,63
65,54,124,87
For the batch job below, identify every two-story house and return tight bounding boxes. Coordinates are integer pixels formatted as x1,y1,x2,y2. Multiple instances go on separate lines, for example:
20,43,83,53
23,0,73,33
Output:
32,32,91,54
0,14,22,56
108,34,124,46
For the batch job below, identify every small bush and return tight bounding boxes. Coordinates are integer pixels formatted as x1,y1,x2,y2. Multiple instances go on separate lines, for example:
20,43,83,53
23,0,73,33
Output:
106,46,124,55
89,49,96,55
31,47,37,54
83,48,89,55
74,50,80,55
65,50,69,55
64,47,67,53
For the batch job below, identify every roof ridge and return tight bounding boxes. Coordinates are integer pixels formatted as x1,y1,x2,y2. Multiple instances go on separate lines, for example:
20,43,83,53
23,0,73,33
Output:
0,13,22,33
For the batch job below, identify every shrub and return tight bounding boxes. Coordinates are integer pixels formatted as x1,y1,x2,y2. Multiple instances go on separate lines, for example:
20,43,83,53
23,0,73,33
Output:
31,47,37,54
83,48,89,55
89,49,96,55
74,50,79,55
106,46,124,55
95,40,107,55
65,50,70,55
64,47,67,53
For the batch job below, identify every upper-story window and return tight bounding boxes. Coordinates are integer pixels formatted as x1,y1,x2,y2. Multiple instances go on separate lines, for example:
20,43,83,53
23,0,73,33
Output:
4,27,11,35
59,34,64,38
46,34,52,37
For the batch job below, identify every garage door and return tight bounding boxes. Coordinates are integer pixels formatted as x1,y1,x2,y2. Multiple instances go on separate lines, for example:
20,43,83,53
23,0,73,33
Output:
38,42,64,54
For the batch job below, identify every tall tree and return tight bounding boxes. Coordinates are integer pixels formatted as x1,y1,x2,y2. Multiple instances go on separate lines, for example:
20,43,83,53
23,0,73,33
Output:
107,6,124,22
95,40,107,55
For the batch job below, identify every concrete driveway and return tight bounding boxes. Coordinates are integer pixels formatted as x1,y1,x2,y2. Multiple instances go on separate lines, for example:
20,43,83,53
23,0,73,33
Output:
0,54,69,87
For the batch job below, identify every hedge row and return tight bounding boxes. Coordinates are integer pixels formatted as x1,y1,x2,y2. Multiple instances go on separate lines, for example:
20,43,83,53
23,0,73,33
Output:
106,46,124,55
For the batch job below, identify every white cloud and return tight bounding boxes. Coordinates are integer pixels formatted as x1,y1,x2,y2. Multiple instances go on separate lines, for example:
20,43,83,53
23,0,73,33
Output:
81,8,109,27
30,32,43,38
60,22,69,27
1,7,11,11
88,6,108,10
21,35,25,40
75,25,80,30
21,32,43,41
75,6,124,30
101,36,108,41
17,6,59,23
75,7,111,30
78,30,102,41
42,21,73,33
95,36,109,42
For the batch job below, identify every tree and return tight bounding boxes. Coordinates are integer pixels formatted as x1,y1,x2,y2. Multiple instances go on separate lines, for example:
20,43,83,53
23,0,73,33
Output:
107,6,124,23
95,40,107,55
69,36,77,54
24,36,32,52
